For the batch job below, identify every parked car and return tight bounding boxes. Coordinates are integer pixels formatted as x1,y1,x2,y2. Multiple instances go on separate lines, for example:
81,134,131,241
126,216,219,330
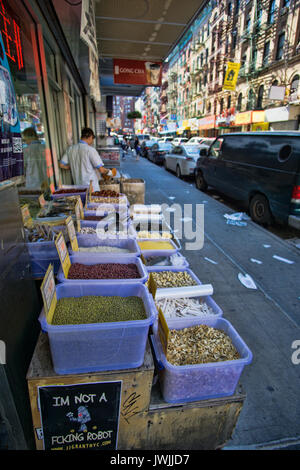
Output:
164,145,200,178
137,134,150,144
187,137,205,145
148,142,174,165
158,136,174,143
140,139,157,158
195,131,300,228
171,137,189,145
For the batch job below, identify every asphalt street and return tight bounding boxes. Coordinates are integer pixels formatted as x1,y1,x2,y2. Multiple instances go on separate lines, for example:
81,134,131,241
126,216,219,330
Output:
120,150,300,450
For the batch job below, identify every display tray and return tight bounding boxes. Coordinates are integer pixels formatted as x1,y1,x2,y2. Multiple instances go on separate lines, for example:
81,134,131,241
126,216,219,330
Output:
150,317,252,404
69,236,141,257
137,239,179,257
38,282,156,374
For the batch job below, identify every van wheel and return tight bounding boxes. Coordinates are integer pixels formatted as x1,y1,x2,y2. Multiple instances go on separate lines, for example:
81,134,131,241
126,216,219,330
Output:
249,194,272,225
176,165,182,179
195,171,208,191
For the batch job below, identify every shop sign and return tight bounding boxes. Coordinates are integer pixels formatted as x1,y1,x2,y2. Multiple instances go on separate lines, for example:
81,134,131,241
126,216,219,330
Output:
265,106,289,123
113,59,162,86
198,115,215,130
223,62,241,91
0,0,24,70
38,381,122,450
252,110,265,123
252,122,269,131
235,111,252,125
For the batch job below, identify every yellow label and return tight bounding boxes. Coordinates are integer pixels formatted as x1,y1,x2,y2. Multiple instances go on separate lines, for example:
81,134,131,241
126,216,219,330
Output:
140,254,147,265
21,204,33,228
148,272,157,300
158,308,169,355
55,232,71,279
40,264,57,324
65,216,78,251
223,62,241,91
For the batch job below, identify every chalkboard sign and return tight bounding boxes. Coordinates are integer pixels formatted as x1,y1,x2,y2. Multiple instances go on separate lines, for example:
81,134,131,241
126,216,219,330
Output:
38,381,122,451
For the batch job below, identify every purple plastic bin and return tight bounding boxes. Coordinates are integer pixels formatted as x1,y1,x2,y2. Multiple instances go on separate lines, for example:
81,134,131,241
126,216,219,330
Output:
151,316,253,403
38,282,156,374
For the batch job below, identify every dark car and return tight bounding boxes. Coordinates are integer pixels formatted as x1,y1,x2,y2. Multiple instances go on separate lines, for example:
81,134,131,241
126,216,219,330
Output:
148,142,174,164
140,140,157,158
195,131,300,228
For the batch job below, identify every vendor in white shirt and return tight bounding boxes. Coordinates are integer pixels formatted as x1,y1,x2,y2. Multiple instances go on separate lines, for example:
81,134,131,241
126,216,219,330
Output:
59,127,116,191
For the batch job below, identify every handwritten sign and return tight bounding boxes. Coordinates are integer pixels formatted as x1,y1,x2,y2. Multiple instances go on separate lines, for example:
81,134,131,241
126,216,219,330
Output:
65,216,78,252
40,265,57,324
55,232,71,279
157,307,170,355
21,204,33,228
38,381,122,450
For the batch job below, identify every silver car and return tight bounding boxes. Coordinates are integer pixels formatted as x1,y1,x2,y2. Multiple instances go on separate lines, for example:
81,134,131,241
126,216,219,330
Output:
163,145,201,178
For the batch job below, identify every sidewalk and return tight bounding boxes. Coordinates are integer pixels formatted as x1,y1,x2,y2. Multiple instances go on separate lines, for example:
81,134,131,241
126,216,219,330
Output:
121,153,300,449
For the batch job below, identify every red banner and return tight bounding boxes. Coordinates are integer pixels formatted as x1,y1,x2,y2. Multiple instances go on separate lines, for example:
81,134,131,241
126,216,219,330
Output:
113,58,162,86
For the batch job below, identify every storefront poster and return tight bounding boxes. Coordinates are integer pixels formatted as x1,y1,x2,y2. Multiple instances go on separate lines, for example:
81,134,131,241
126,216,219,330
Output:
0,32,23,182
198,115,215,130
113,59,162,86
38,381,122,450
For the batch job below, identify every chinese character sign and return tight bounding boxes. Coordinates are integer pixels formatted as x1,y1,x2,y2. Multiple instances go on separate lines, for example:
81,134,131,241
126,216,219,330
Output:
0,30,23,182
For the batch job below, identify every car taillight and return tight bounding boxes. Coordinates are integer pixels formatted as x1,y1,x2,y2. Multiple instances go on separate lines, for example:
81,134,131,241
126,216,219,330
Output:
291,185,300,202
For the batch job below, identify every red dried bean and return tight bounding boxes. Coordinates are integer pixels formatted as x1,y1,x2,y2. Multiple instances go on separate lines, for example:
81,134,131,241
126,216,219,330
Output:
68,263,140,280
84,215,106,221
54,188,86,194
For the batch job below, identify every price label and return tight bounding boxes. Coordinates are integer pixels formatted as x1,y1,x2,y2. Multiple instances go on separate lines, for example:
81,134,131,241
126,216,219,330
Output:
140,254,147,265
55,232,71,279
40,265,57,324
148,272,157,300
65,216,78,251
21,204,33,228
157,308,170,355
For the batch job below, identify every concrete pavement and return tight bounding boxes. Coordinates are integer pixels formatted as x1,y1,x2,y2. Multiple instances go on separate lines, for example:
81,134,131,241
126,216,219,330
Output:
120,150,300,450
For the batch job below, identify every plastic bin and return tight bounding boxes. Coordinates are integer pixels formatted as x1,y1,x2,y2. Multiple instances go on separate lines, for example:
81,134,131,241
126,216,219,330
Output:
149,267,202,298
151,317,253,403
137,239,179,257
39,282,157,374
143,253,189,271
56,254,148,284
69,236,141,257
26,242,61,279
51,185,88,204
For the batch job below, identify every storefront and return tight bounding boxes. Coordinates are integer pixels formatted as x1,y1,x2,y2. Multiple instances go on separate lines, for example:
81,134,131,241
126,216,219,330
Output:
0,0,96,193
264,105,300,131
198,114,217,137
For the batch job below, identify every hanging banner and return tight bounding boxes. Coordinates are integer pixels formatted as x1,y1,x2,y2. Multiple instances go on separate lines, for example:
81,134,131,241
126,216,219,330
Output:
113,59,162,86
223,62,241,91
0,31,23,182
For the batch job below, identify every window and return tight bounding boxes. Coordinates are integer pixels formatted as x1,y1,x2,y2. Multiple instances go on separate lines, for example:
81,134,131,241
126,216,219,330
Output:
263,41,270,65
232,29,237,50
210,138,224,158
290,75,299,95
257,85,264,109
276,33,285,60
237,93,243,111
268,0,276,24
228,2,232,15
247,89,256,110
220,98,224,113
227,95,231,109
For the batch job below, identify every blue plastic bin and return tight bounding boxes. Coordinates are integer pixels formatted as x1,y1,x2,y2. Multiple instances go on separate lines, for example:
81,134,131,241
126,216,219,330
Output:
149,267,202,294
69,236,141,257
51,185,88,204
26,242,61,279
56,254,148,284
38,282,156,374
144,253,189,271
151,317,253,403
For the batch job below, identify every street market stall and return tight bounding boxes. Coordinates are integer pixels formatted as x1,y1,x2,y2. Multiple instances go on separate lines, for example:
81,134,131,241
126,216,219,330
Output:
20,184,253,450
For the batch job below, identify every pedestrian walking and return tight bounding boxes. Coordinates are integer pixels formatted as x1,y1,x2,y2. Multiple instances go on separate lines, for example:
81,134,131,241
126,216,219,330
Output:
59,127,116,191
134,136,140,161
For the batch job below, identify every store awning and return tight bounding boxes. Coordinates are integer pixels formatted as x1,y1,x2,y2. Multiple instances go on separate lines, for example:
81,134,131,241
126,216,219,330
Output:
96,0,206,96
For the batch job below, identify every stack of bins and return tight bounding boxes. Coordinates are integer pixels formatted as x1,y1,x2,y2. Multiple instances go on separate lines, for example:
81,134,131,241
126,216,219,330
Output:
42,200,156,374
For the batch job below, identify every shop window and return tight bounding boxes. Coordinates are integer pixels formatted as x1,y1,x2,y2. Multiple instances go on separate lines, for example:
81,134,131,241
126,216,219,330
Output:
276,33,285,60
6,0,49,190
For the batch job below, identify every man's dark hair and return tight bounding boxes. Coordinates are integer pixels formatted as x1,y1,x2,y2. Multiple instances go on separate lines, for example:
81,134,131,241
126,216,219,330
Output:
81,127,95,139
